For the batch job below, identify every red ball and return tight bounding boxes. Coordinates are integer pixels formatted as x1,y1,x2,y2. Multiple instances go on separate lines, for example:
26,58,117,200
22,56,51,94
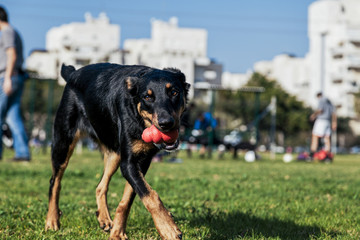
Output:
141,128,153,143
150,125,163,144
161,130,179,143
142,125,178,144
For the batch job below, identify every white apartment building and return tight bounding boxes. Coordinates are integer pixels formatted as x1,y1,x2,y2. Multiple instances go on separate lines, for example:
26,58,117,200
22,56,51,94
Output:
26,15,221,96
254,54,311,105
221,71,250,90
252,0,360,118
26,13,121,83
308,0,360,117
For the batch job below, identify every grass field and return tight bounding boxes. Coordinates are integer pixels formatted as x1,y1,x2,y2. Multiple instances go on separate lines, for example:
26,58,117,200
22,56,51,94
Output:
0,147,359,240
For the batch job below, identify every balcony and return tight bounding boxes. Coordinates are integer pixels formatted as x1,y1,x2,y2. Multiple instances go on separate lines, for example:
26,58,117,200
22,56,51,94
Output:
346,28,360,43
346,55,360,69
331,44,360,59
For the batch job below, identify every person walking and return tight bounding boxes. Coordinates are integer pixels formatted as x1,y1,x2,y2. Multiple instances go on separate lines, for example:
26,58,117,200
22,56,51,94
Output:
0,6,30,161
309,92,337,161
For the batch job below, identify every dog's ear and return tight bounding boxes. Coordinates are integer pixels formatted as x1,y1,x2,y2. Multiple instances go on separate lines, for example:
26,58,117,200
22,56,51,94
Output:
125,77,138,96
184,82,191,91
61,64,76,82
163,68,189,89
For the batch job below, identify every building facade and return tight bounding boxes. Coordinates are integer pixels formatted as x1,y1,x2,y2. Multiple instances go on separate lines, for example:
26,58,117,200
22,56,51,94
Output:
27,13,121,84
253,54,311,105
309,0,360,117
124,17,222,98
26,15,222,96
250,0,360,118
25,0,360,118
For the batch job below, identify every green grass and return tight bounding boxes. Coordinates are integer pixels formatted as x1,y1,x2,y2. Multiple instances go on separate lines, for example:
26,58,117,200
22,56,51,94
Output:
0,148,360,239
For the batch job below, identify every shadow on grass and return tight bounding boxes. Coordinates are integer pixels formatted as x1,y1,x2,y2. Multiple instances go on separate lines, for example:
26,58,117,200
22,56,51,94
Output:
188,211,341,240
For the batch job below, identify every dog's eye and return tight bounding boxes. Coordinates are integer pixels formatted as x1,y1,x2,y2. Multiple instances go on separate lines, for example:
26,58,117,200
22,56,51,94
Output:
171,90,179,97
144,95,154,102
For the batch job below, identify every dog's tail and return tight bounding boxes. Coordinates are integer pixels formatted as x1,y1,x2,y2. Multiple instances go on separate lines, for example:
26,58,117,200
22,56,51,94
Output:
61,64,76,83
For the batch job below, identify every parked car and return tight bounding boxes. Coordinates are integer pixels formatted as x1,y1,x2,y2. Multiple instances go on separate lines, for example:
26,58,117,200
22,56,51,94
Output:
223,130,255,156
223,130,242,148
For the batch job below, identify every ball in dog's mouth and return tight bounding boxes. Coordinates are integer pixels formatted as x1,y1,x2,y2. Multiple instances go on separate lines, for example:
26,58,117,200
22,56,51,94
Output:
142,125,179,151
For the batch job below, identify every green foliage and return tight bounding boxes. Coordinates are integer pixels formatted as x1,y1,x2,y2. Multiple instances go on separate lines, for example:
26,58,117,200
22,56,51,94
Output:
217,73,313,144
19,78,64,138
0,149,360,239
354,92,360,118
22,78,64,116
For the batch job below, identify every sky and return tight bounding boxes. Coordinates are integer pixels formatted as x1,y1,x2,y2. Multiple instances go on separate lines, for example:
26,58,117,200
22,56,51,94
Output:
2,0,317,73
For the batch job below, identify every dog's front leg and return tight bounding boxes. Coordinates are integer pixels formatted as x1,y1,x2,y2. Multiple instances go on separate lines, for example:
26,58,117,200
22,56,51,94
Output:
109,182,136,240
112,159,182,240
142,187,182,240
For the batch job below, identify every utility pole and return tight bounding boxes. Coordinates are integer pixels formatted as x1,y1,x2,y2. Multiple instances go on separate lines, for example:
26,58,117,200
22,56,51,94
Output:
270,96,277,159
320,32,327,93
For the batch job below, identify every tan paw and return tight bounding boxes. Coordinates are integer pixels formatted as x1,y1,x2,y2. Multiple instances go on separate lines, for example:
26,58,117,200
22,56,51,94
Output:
96,210,113,232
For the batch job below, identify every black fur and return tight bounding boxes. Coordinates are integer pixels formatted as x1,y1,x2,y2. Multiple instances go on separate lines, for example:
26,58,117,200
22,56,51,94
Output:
49,63,190,199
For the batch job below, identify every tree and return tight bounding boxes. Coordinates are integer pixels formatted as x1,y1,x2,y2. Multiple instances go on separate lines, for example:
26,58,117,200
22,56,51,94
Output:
21,78,65,140
217,72,313,145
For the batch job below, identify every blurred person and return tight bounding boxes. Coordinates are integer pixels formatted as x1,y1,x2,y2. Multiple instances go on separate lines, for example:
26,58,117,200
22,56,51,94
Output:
309,92,337,161
193,112,218,158
0,6,30,161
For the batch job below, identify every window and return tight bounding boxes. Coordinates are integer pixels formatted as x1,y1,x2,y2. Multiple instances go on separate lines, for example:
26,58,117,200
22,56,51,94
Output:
333,54,343,59
351,41,360,48
75,59,90,66
333,79,343,84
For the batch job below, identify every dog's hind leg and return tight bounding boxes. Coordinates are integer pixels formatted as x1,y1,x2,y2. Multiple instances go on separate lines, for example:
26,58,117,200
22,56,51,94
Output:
96,147,121,232
45,125,81,231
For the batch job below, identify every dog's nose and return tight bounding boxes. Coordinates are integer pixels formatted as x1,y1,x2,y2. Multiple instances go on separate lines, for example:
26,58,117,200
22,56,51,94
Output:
158,116,175,131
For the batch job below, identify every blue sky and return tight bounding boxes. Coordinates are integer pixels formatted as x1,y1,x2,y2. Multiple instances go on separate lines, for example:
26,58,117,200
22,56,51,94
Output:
2,0,316,73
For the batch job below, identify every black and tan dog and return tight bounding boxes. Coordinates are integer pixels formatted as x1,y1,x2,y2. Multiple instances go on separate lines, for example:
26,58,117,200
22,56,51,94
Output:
45,63,190,240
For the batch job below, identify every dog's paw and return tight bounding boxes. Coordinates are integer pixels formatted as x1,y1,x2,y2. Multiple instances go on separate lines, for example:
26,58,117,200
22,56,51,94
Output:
109,230,128,240
45,219,60,231
45,210,61,231
159,227,182,240
100,221,113,232
96,210,113,232
152,210,182,240
156,216,182,239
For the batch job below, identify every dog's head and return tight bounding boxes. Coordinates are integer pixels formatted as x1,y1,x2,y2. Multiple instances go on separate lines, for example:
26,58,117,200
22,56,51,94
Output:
126,67,190,150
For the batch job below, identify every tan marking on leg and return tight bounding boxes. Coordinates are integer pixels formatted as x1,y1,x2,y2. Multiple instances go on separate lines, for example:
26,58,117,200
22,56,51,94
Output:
45,130,81,231
110,182,136,240
96,147,121,232
132,140,155,155
140,174,182,240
